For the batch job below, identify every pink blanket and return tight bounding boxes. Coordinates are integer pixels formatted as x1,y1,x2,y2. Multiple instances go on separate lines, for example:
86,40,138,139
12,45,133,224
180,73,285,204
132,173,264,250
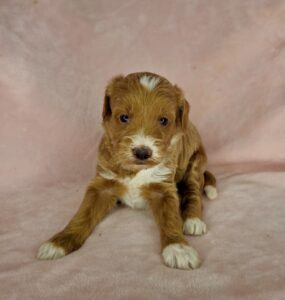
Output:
1,1,284,299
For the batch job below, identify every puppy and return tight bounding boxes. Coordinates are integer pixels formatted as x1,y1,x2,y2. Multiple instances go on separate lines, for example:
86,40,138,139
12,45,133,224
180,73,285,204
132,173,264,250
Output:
37,72,217,270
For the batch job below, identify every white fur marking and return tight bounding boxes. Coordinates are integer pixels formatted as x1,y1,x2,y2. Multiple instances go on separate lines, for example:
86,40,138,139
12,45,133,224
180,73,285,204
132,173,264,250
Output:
97,162,172,210
98,169,116,180
140,75,160,91
162,243,201,269
204,185,218,200
183,218,207,236
131,133,159,160
37,242,66,260
170,133,182,148
120,164,172,209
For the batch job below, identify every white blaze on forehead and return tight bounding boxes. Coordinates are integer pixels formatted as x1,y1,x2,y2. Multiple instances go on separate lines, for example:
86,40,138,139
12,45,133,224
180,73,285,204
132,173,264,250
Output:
131,133,159,159
140,75,160,91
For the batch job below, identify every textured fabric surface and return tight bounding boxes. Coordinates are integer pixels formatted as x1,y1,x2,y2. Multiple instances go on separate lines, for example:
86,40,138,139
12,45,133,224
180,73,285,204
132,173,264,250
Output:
0,1,285,299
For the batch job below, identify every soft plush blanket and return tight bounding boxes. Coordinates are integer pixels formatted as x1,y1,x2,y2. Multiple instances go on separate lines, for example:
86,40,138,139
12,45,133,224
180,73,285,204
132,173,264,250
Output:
0,1,284,299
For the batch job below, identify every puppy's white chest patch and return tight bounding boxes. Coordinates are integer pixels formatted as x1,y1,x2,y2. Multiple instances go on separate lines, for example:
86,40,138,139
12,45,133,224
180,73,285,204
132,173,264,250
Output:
119,176,147,210
120,164,172,209
99,164,171,210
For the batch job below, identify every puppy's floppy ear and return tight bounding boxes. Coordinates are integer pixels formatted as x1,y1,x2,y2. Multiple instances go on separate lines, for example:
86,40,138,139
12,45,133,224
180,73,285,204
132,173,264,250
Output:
102,75,125,121
102,94,112,120
174,84,190,131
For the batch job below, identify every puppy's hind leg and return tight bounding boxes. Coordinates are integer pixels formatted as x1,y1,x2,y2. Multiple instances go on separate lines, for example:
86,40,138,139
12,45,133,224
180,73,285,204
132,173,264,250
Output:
37,177,125,260
204,170,218,200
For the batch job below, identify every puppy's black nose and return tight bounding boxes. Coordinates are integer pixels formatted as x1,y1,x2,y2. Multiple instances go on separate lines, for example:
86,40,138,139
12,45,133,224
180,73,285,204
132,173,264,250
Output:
132,146,152,160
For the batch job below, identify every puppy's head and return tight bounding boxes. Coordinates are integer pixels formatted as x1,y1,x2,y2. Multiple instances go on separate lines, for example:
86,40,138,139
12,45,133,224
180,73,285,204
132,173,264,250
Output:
102,72,189,171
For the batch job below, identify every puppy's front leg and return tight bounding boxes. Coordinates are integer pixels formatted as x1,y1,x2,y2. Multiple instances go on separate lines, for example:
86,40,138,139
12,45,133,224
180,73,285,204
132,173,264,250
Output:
143,183,201,270
37,177,125,260
180,149,208,236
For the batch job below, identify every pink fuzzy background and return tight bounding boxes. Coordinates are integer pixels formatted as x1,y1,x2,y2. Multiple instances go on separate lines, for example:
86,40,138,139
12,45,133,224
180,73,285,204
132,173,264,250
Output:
1,1,285,299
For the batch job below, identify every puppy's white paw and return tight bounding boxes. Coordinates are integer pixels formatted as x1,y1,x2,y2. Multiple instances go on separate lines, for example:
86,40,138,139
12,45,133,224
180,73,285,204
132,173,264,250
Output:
183,218,207,236
204,185,218,200
37,242,66,260
162,243,201,270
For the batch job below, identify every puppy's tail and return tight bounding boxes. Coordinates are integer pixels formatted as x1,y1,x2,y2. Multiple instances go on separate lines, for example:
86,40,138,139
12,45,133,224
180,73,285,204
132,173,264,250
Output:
203,170,218,200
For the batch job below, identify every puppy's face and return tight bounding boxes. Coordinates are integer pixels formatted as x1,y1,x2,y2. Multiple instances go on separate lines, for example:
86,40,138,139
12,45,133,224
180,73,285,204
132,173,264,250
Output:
102,73,189,171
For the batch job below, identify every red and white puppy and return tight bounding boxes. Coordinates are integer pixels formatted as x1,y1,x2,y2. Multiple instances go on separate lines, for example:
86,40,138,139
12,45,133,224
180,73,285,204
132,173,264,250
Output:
37,72,217,270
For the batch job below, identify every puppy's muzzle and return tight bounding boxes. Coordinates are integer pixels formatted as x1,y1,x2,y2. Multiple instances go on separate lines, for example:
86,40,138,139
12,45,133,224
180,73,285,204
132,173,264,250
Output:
132,146,152,161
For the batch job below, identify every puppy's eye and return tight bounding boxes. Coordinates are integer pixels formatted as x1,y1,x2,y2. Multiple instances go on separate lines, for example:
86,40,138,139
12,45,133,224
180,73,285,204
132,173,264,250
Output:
159,117,168,126
119,114,129,123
